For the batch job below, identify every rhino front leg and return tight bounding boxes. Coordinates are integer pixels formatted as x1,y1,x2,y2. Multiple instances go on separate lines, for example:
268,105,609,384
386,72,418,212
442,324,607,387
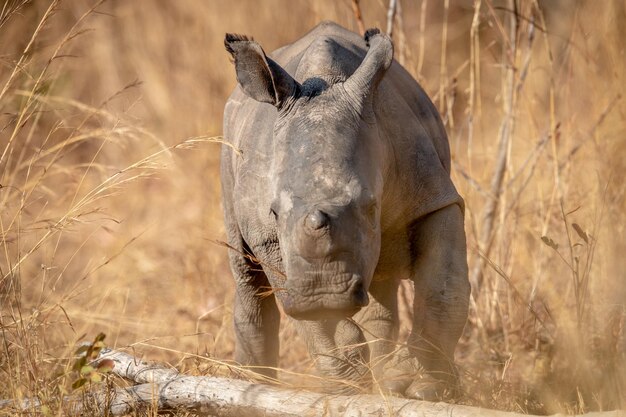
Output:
406,203,470,400
295,318,370,393
229,242,280,378
353,278,399,388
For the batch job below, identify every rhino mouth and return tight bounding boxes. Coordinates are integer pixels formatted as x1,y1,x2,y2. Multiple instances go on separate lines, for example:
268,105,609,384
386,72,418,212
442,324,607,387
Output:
281,272,369,320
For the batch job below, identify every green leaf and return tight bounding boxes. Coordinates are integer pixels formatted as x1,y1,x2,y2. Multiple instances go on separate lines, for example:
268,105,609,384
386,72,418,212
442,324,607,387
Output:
541,235,559,250
72,378,87,390
94,332,106,343
90,373,102,383
80,365,95,375
72,357,86,372
572,223,589,244
93,340,106,350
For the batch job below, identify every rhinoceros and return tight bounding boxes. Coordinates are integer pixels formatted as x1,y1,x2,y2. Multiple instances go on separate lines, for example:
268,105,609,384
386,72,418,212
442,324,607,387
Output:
221,21,470,400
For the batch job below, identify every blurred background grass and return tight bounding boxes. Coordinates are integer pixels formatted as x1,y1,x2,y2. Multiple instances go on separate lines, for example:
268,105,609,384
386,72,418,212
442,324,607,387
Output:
0,0,624,414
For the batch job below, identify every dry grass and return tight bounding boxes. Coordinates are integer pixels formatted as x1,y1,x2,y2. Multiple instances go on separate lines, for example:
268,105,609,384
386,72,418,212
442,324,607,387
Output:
0,0,624,415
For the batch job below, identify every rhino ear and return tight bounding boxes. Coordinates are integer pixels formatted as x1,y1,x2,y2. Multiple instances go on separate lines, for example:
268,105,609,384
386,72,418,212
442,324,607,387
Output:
224,33,300,108
344,28,393,102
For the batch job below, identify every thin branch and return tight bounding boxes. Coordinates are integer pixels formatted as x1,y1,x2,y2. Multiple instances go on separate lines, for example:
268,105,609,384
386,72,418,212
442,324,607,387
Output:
386,0,398,37
470,0,524,295
350,0,365,35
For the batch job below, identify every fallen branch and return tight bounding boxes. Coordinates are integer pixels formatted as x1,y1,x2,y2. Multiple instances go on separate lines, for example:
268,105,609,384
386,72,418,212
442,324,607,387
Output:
2,348,624,417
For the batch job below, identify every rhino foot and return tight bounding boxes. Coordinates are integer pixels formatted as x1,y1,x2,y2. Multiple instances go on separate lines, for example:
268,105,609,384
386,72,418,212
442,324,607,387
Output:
378,347,419,396
378,346,459,401
404,374,448,401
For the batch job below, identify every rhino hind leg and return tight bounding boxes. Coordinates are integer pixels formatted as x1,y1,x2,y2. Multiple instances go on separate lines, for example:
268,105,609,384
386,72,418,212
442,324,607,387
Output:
229,237,280,379
404,203,470,400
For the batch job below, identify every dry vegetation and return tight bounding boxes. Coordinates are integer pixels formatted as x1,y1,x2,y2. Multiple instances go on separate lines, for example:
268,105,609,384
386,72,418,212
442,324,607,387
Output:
0,0,624,415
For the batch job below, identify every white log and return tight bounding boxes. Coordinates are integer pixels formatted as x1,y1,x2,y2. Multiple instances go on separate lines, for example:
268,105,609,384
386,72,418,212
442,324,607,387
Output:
98,347,180,383
2,348,624,417
89,349,625,417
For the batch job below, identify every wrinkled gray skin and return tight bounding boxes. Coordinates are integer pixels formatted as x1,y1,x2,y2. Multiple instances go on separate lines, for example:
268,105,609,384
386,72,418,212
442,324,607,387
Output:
221,22,470,400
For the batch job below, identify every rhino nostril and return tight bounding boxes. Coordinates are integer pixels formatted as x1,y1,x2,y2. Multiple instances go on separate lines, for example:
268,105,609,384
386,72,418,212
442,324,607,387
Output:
305,209,328,231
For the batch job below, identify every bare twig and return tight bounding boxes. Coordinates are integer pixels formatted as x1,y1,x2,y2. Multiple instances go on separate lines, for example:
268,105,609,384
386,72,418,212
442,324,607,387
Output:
438,0,450,114
558,93,622,171
417,0,428,76
469,0,520,295
386,0,398,37
467,0,483,174
350,0,365,35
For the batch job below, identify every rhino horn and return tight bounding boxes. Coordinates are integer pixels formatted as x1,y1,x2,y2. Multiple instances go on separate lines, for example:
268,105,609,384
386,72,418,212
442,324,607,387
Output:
224,33,300,108
344,28,393,104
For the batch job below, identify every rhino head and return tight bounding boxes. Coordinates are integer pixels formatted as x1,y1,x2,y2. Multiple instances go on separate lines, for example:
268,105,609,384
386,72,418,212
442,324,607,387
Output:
225,29,393,319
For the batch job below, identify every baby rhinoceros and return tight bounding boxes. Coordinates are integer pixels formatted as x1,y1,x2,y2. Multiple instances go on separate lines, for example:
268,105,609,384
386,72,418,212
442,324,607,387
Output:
221,21,470,400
